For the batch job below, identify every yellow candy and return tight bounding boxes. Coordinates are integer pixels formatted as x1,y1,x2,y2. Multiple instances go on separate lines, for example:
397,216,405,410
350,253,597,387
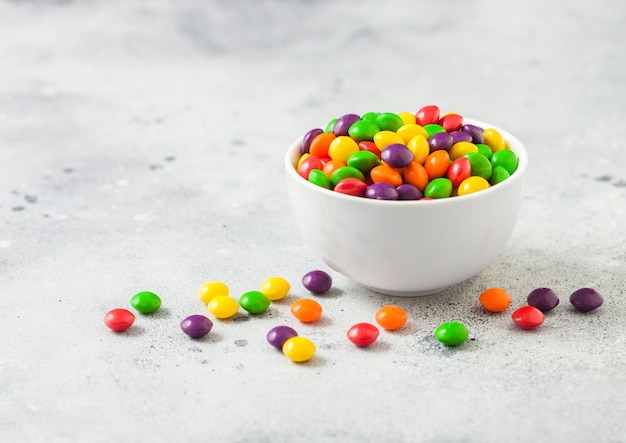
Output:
483,128,506,152
198,281,229,304
396,124,428,144
449,141,478,160
328,136,359,163
397,112,416,125
207,295,239,319
406,135,430,164
458,176,490,196
282,336,316,363
259,276,290,301
373,130,404,150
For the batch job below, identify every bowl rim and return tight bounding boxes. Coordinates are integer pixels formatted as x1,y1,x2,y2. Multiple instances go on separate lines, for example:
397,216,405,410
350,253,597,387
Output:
285,117,528,206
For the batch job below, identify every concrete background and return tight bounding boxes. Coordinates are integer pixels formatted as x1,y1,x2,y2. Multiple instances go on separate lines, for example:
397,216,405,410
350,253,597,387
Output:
1,0,625,442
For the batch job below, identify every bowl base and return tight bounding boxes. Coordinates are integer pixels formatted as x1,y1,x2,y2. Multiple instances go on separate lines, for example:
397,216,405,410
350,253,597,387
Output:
364,284,451,297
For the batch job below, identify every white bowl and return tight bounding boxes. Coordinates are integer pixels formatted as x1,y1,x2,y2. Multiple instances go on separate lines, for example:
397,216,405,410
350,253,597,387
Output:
285,119,528,296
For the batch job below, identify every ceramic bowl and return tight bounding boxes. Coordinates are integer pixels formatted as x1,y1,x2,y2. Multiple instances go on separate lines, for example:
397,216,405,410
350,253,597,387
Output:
285,119,528,296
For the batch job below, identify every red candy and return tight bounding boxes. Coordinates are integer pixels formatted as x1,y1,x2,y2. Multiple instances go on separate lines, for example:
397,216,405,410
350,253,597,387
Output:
358,141,382,159
297,155,322,179
447,157,472,187
347,322,380,347
511,306,544,330
334,177,367,196
415,105,440,126
439,113,463,132
104,308,135,331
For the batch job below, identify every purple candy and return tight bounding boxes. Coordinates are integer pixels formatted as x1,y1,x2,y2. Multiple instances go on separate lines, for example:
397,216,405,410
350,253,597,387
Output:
266,325,298,349
333,114,361,137
461,124,484,144
366,182,399,200
428,132,453,152
396,184,423,200
527,287,560,312
180,315,213,338
450,130,473,145
381,143,413,168
302,270,333,294
302,128,323,154
570,288,604,312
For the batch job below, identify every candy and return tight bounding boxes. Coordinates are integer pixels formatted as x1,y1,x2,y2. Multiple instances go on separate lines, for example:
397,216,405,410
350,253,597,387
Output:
198,281,229,304
347,323,380,347
290,298,323,323
266,325,298,349
302,270,332,294
396,183,423,200
104,308,135,331
570,288,604,312
259,277,290,301
479,287,511,312
375,305,408,330
435,321,468,346
366,182,399,200
207,295,239,319
295,106,520,201
282,336,316,362
239,291,271,314
527,287,560,312
381,143,413,168
130,291,162,314
333,114,360,137
512,306,544,329
180,315,213,338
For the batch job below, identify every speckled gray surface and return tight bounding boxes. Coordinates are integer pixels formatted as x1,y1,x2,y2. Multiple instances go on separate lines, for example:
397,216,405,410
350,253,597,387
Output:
2,1,626,442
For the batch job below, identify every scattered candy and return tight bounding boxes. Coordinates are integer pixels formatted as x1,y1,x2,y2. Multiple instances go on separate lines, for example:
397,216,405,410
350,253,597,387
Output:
302,270,332,294
267,325,299,349
180,315,213,338
297,106,519,200
259,277,291,301
434,321,468,346
198,281,229,304
570,288,604,312
511,306,544,330
207,295,239,319
130,291,162,314
375,305,408,330
239,291,271,314
104,308,135,331
527,287,560,312
290,298,323,323
479,287,511,313
282,336,316,362
347,323,380,347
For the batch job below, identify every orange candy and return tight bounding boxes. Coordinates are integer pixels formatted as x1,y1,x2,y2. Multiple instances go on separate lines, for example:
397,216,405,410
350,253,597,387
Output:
424,150,451,180
403,161,429,191
479,288,512,312
290,298,323,323
370,164,403,187
322,159,345,179
375,305,408,330
309,132,336,158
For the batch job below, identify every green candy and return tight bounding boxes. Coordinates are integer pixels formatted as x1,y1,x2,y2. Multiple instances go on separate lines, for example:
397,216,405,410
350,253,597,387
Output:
435,321,469,346
491,149,518,175
308,169,331,189
331,166,365,186
464,152,493,180
130,291,162,314
348,120,380,142
490,166,511,185
361,112,379,123
239,291,270,314
347,150,380,175
476,143,493,161
375,112,404,132
325,118,337,133
424,177,452,199
423,124,446,138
